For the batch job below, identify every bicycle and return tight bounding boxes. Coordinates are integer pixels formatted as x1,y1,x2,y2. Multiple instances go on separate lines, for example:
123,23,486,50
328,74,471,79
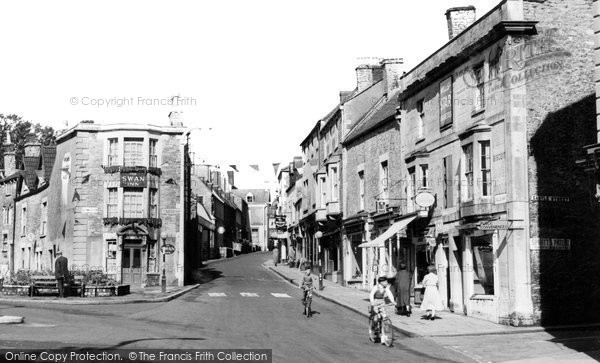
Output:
302,286,315,318
368,303,394,347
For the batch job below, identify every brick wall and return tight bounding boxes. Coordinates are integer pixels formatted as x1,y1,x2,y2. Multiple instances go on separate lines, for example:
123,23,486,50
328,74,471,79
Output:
524,0,598,325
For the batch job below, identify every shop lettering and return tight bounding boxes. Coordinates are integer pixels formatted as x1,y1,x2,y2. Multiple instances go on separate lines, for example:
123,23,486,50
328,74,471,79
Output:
120,173,147,187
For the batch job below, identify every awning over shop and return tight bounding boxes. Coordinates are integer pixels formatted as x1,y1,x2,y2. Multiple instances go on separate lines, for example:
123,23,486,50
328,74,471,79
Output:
359,215,416,248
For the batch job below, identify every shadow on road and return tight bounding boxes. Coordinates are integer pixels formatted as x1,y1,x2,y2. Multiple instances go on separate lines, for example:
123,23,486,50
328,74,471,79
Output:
191,267,223,285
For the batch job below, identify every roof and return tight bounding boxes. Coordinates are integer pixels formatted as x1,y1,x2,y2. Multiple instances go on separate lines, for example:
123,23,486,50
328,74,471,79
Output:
232,189,270,204
343,93,399,145
42,146,56,182
300,121,321,147
319,105,341,132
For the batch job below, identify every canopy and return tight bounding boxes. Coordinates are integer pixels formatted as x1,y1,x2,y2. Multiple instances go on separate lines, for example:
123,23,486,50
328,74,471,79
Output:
359,215,416,248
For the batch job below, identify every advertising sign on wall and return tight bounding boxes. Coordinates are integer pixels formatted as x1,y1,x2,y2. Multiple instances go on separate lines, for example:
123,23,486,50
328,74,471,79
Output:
120,173,147,187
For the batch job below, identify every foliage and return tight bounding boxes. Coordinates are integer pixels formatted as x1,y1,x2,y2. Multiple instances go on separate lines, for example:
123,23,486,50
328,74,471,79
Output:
69,269,117,286
5,269,33,285
0,114,56,170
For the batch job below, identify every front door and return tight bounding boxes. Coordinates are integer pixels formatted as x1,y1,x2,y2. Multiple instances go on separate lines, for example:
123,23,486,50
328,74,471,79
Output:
122,246,142,285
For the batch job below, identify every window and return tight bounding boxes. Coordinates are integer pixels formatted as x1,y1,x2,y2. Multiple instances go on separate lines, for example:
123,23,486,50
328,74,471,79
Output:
463,144,474,201
21,206,27,235
420,164,429,189
471,235,494,295
40,201,47,235
246,193,254,203
330,166,338,202
106,240,117,275
149,139,158,168
123,138,144,167
474,64,485,112
319,176,326,208
416,99,424,139
480,141,491,196
4,184,10,196
108,138,119,166
380,160,389,200
123,188,144,218
358,171,365,211
408,167,416,199
443,156,454,208
107,188,118,218
1,233,7,253
149,189,158,218
2,207,7,225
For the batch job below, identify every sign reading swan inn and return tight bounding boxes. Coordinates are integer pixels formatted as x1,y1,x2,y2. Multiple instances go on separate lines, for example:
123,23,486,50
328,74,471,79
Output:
120,172,147,187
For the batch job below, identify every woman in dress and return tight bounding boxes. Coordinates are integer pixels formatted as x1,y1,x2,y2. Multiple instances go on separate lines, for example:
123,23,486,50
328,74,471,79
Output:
420,265,444,320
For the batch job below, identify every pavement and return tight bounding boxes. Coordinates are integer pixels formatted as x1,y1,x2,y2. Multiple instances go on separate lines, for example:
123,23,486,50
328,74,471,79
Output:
264,260,600,339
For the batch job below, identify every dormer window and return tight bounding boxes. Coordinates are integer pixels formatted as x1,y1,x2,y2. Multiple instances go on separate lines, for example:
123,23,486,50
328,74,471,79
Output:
246,193,254,203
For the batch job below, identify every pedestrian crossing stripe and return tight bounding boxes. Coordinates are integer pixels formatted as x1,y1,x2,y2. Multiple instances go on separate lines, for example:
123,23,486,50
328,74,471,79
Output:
240,292,259,297
208,293,226,297
271,293,291,298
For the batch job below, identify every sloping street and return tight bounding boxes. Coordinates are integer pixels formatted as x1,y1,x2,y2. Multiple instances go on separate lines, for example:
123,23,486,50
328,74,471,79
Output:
0,252,472,362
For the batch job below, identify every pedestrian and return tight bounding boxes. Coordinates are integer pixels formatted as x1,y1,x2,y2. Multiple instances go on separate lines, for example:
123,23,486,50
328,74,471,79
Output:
54,250,69,298
393,263,413,317
419,265,444,320
298,256,306,271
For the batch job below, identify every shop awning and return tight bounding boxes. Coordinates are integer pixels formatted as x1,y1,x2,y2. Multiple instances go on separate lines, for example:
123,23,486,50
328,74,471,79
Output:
359,215,416,248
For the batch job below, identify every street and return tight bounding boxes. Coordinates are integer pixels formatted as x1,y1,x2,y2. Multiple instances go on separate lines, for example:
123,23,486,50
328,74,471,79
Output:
0,252,472,363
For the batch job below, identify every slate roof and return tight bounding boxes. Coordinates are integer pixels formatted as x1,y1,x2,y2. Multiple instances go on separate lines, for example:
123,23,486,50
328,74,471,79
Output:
343,93,399,145
232,189,270,204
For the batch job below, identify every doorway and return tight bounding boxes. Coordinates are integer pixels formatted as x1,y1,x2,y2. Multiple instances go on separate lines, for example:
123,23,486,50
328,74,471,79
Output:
122,246,142,285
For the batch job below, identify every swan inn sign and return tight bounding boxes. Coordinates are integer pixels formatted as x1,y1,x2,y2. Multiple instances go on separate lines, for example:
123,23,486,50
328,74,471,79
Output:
120,173,147,187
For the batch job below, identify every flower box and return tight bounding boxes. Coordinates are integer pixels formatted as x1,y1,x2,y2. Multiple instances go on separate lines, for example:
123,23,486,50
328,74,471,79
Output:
83,285,130,297
1,285,32,296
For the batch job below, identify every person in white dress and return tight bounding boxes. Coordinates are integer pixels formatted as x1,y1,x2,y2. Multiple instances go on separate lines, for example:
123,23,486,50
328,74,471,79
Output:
419,265,444,320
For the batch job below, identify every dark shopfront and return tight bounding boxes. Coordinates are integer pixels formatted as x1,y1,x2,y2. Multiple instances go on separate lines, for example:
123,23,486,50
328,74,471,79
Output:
342,215,366,287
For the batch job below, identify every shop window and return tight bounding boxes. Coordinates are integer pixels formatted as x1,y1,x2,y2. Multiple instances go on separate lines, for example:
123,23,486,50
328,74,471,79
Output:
471,236,494,295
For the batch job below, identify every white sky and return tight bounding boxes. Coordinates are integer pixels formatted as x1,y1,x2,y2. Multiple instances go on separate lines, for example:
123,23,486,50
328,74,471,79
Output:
0,0,499,186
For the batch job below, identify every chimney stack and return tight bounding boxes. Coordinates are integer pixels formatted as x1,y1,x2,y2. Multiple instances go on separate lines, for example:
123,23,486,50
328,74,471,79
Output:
445,6,476,40
356,64,384,93
168,111,184,127
24,142,42,158
381,58,404,95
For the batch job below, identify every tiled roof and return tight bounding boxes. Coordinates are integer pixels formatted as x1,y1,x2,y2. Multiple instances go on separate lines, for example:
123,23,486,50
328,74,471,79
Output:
232,189,270,204
343,94,399,145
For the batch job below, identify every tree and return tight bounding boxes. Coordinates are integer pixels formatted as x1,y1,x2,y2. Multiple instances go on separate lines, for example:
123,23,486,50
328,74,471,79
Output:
0,114,57,170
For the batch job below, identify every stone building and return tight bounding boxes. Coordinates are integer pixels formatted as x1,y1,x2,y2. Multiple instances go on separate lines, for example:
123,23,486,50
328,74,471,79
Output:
395,0,597,325
44,119,186,287
232,188,270,251
0,137,56,277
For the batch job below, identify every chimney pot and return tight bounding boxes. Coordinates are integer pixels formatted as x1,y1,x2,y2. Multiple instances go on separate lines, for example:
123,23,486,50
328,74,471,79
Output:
445,5,476,40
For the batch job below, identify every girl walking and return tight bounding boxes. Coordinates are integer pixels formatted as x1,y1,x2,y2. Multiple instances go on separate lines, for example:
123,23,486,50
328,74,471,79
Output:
420,265,444,320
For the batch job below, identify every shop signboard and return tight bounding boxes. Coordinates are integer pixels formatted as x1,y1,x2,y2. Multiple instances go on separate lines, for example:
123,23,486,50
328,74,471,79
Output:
120,172,147,187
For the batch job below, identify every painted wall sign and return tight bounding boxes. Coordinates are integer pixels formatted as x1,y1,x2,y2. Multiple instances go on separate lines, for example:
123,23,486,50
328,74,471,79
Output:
478,221,512,230
530,238,571,250
439,77,453,128
530,195,570,202
120,173,147,187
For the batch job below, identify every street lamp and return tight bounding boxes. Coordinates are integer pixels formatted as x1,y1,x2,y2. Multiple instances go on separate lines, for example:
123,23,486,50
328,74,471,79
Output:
160,231,168,293
315,231,323,290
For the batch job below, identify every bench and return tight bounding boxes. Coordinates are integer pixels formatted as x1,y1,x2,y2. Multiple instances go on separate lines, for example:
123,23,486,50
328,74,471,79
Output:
30,275,85,297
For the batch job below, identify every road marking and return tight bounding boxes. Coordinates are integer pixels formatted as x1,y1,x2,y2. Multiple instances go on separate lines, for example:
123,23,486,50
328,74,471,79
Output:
208,293,226,297
240,292,259,297
271,293,291,298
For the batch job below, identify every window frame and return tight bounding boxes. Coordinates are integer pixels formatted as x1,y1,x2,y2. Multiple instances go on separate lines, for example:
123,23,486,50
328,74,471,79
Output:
123,188,144,218
480,141,492,197
463,144,474,201
123,138,144,167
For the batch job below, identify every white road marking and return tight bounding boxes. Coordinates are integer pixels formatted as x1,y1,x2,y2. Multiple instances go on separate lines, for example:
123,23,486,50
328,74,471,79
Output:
208,293,226,297
271,293,292,298
240,292,259,297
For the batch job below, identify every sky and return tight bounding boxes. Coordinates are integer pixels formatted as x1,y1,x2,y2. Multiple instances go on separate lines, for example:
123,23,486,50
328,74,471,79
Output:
0,0,499,186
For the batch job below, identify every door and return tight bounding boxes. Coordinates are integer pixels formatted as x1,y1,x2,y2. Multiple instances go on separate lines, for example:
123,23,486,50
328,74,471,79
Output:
121,247,142,285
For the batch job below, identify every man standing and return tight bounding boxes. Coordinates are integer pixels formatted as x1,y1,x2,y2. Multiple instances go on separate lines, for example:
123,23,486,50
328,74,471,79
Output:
55,251,69,298
394,263,413,316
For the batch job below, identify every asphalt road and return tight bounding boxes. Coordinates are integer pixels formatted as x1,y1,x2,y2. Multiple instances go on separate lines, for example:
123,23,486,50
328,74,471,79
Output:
0,252,473,363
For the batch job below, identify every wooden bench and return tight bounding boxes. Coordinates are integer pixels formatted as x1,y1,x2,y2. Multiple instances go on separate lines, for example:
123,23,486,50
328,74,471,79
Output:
30,275,85,297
